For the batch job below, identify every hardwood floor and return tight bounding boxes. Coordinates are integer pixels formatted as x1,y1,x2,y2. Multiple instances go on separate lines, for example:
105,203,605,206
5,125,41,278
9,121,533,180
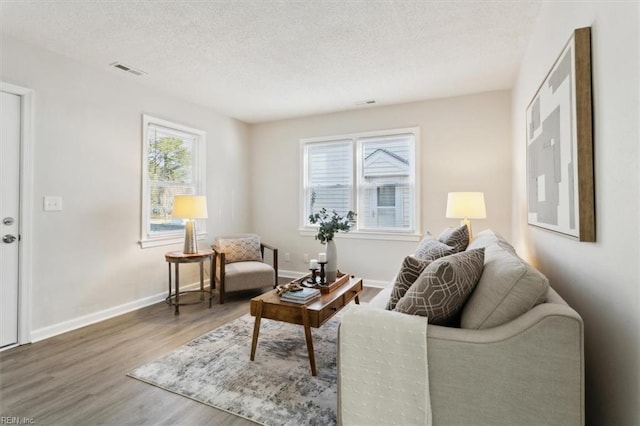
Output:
0,283,380,425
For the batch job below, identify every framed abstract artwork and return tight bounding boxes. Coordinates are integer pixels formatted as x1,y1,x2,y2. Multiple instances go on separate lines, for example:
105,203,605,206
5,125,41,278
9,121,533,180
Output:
526,27,595,242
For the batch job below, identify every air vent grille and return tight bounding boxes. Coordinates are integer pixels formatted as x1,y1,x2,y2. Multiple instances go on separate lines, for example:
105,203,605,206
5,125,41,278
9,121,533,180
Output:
110,62,146,76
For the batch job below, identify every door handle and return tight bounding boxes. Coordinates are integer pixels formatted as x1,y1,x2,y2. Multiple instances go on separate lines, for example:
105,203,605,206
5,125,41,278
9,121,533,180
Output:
2,234,17,244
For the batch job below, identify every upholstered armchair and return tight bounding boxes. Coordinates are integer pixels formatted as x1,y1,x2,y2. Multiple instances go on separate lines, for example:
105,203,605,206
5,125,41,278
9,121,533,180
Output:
212,234,278,304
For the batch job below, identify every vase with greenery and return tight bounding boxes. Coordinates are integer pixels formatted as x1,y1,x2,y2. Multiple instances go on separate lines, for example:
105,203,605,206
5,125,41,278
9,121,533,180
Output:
308,208,356,282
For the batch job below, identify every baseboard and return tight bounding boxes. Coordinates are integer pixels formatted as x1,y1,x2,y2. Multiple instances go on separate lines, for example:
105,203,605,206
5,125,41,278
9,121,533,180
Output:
29,272,388,343
278,269,388,288
278,269,308,279
30,280,209,343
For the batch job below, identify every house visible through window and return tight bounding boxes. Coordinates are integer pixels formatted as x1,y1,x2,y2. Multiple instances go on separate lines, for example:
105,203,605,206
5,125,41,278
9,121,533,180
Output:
140,115,206,248
301,128,419,237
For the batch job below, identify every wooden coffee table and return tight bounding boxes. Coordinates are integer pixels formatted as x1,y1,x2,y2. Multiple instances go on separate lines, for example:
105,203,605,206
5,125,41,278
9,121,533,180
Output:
249,275,363,376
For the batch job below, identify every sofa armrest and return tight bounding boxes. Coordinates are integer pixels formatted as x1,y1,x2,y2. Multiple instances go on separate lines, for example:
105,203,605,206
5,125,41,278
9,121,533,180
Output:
339,302,584,426
433,302,583,426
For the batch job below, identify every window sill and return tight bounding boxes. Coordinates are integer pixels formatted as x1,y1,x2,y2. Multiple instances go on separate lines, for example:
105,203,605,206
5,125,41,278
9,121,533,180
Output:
139,233,208,249
298,229,421,242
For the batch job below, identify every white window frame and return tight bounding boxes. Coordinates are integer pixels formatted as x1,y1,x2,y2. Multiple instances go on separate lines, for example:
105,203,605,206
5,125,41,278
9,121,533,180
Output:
139,114,206,248
300,127,420,241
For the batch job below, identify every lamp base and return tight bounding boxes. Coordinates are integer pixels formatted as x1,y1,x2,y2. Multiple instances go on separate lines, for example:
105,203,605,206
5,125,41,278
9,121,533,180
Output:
183,220,198,254
460,218,473,240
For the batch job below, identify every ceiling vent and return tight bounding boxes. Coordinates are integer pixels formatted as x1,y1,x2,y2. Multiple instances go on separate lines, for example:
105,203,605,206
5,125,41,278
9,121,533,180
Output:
110,62,146,76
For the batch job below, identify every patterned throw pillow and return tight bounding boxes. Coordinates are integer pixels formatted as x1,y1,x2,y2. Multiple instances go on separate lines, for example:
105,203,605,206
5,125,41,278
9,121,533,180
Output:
438,224,470,252
215,235,262,264
394,248,485,325
414,233,457,262
385,256,432,311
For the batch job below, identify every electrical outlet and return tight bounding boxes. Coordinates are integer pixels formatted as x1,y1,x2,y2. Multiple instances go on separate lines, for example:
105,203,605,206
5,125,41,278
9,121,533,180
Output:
43,196,63,212
303,253,309,263
284,252,290,262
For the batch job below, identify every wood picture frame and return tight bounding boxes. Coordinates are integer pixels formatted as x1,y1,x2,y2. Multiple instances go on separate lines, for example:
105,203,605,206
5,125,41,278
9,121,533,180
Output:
526,27,595,241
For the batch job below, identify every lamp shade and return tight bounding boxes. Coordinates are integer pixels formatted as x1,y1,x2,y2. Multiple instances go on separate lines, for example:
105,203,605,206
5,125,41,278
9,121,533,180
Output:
446,192,486,219
172,195,208,219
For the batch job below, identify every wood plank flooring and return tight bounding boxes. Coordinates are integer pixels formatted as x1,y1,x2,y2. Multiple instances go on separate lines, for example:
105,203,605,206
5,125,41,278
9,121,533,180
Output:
0,284,380,425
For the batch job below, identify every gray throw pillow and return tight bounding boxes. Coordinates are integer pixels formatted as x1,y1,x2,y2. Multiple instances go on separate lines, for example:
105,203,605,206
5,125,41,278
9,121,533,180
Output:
386,256,432,311
395,248,485,325
438,224,470,252
414,233,457,261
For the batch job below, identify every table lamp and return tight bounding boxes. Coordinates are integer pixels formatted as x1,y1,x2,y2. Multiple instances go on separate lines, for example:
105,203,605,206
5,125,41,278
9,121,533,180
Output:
445,192,486,240
172,195,208,254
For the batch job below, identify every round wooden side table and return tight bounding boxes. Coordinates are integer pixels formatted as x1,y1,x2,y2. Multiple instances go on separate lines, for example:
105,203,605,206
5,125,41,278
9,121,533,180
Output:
165,249,214,315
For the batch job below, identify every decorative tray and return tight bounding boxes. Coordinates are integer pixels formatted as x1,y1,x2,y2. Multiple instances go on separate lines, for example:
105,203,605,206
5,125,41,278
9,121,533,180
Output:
292,271,350,294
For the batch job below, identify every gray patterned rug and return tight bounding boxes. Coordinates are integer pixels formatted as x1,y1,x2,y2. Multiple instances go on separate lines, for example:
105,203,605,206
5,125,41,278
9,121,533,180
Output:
128,313,340,425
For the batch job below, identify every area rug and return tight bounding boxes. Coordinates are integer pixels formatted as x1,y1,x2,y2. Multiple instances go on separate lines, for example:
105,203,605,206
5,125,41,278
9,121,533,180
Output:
128,313,341,425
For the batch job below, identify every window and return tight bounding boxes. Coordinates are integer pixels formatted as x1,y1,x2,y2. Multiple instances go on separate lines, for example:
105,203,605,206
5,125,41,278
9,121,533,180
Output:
301,128,419,239
140,115,206,248
304,140,353,218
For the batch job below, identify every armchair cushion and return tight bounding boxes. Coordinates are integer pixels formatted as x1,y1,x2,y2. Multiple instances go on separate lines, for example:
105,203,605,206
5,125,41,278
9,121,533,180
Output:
218,261,275,291
214,234,262,263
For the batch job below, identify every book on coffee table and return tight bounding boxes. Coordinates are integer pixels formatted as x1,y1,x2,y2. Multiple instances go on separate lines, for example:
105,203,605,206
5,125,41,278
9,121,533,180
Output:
280,288,321,303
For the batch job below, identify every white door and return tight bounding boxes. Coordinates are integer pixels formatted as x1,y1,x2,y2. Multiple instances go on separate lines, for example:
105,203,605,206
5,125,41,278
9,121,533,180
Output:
0,91,21,348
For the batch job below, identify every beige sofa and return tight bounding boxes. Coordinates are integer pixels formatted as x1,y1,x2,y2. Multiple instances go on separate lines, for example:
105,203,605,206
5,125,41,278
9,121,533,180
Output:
338,230,584,426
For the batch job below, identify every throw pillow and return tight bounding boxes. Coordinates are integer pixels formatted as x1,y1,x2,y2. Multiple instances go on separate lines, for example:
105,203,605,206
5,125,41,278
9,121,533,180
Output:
414,233,457,262
214,235,262,264
395,248,485,325
460,243,549,329
438,224,470,252
385,256,432,311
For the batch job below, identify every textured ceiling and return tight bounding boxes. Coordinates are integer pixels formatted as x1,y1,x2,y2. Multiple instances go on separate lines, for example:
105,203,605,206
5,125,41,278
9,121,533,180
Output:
0,1,541,123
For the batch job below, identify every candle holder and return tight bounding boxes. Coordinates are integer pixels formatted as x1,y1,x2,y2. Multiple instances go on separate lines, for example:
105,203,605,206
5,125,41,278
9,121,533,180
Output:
307,268,318,284
318,261,328,285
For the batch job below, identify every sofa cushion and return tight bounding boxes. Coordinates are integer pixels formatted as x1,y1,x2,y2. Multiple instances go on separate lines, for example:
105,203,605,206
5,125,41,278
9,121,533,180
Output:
385,256,431,311
438,224,469,252
460,243,549,329
466,229,515,252
214,234,262,264
395,248,485,325
414,233,457,262
370,284,393,309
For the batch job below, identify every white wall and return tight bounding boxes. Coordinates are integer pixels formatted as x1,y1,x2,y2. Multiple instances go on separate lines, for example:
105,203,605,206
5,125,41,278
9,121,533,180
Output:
511,2,639,424
0,36,251,337
249,91,512,284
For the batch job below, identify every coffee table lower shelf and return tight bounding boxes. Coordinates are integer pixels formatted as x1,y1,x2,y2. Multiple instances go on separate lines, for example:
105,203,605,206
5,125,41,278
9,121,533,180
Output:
249,276,363,376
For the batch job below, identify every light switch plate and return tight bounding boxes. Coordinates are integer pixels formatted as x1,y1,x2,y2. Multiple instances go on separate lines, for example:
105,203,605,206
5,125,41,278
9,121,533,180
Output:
43,196,63,212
